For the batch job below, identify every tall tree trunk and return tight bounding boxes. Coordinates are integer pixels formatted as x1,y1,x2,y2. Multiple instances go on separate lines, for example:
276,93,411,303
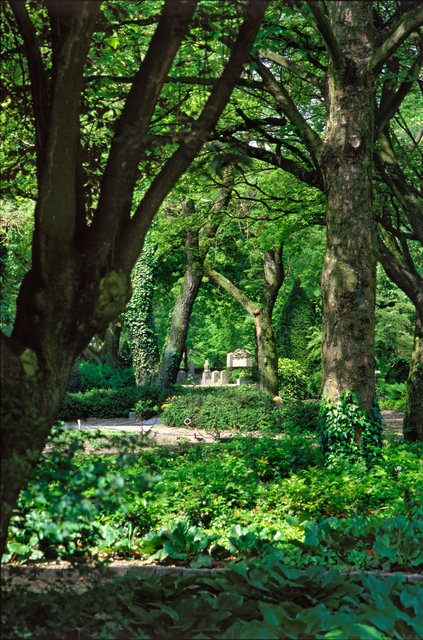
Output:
159,225,203,388
321,2,377,425
158,181,233,389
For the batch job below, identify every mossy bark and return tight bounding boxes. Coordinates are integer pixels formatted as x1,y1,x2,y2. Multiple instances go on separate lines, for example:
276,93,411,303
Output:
403,313,423,442
321,2,377,423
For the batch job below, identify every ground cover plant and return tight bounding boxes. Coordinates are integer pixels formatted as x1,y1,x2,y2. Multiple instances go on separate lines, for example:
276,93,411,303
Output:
2,561,422,639
2,422,422,573
2,404,422,638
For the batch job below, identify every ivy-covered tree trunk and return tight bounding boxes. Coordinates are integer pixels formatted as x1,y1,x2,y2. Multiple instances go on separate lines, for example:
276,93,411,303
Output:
125,246,159,385
320,2,378,435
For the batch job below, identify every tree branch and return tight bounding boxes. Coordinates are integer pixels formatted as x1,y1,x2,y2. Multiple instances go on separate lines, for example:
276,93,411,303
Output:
205,267,257,317
9,0,50,181
89,0,198,261
255,58,323,163
34,1,100,276
259,48,324,90
304,0,343,70
376,38,423,133
116,0,268,273
371,5,423,72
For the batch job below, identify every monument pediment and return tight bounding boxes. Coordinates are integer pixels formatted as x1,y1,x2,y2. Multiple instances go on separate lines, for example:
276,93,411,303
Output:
227,349,253,368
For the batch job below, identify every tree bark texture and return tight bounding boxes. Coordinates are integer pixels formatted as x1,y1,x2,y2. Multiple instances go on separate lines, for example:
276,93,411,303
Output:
321,2,377,415
158,181,233,389
159,226,203,388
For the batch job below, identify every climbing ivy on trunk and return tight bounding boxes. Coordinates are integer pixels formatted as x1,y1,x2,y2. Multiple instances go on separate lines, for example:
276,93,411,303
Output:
124,246,159,385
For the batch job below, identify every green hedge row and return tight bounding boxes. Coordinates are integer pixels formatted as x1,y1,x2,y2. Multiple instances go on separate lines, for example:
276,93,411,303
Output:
58,385,165,421
161,387,319,433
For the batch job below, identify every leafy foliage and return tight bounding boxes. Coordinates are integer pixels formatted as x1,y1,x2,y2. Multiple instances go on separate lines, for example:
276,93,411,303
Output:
277,358,308,400
59,385,164,421
319,392,383,466
76,361,136,391
2,558,422,639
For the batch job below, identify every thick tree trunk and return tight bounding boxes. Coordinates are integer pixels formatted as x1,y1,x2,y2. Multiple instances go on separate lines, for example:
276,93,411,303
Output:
403,312,423,441
1,0,267,559
321,3,377,423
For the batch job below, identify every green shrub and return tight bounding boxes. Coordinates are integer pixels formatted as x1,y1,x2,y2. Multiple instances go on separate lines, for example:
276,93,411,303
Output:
377,380,407,411
58,384,164,421
277,358,308,400
319,391,383,466
3,558,422,639
161,387,280,432
78,361,136,391
229,367,259,383
277,400,319,433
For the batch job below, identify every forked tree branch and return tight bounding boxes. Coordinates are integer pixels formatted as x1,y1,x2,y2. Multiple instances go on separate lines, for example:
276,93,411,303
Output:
117,0,268,272
371,5,423,72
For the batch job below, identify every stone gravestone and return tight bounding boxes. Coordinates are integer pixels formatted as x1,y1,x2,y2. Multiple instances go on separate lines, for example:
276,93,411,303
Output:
226,349,253,369
176,370,187,384
212,370,221,385
201,359,212,386
188,360,196,379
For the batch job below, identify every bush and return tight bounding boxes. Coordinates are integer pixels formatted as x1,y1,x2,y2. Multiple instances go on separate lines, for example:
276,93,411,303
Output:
277,400,320,433
77,361,136,391
377,380,407,411
161,387,280,432
59,384,164,421
277,358,308,400
229,367,259,383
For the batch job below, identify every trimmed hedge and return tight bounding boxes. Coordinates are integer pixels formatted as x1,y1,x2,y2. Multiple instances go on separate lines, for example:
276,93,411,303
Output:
58,385,164,421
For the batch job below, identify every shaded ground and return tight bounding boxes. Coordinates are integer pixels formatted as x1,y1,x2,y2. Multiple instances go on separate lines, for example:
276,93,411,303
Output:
60,410,405,445
1,410,409,591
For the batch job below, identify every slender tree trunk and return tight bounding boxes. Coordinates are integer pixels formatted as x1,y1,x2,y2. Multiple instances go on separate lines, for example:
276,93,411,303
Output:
159,254,203,388
254,307,279,396
207,245,283,396
321,3,377,424
377,234,423,441
159,200,203,388
403,311,423,441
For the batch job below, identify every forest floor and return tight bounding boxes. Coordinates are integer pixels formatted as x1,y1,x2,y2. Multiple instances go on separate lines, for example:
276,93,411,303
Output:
2,410,412,592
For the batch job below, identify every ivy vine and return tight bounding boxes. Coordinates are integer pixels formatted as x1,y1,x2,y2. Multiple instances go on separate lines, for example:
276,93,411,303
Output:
124,246,159,384
319,390,383,467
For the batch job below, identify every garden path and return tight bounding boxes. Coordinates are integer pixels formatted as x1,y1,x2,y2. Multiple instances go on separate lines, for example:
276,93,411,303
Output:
61,410,405,445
